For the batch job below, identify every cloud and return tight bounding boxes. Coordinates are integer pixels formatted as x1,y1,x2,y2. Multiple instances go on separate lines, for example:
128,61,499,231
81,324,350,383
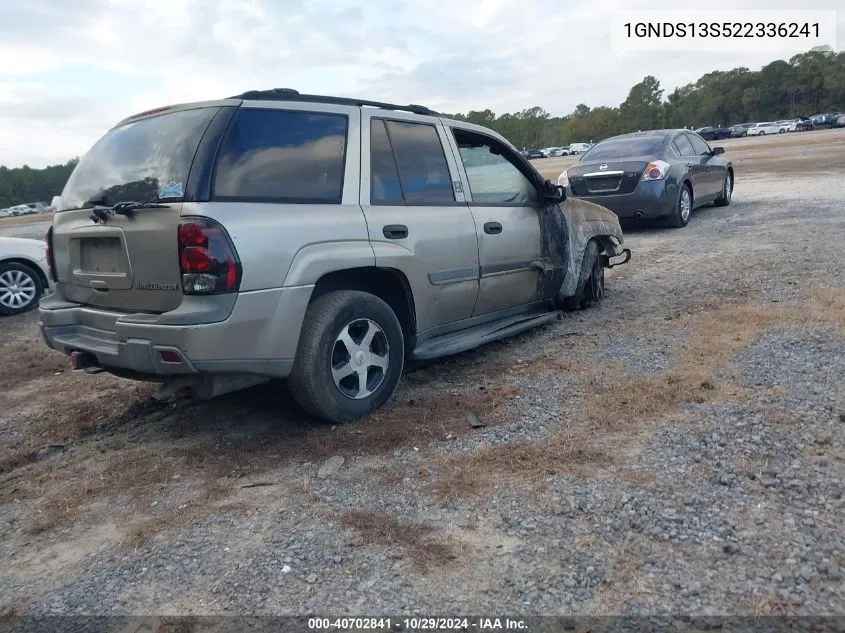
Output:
0,0,843,167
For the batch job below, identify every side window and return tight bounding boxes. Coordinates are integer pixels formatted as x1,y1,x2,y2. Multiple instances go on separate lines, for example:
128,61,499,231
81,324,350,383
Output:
673,134,695,156
451,128,539,205
213,108,347,202
382,120,455,204
669,141,682,158
370,119,403,203
687,134,711,156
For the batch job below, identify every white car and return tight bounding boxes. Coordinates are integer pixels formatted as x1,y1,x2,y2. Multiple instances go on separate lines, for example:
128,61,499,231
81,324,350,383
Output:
747,122,781,136
0,237,51,315
777,119,800,132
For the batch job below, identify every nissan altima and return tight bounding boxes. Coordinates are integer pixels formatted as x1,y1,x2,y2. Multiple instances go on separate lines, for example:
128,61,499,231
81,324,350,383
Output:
557,129,733,228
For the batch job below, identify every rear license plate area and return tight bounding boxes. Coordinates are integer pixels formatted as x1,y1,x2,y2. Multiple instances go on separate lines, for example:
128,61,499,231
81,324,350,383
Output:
79,237,124,274
586,176,622,192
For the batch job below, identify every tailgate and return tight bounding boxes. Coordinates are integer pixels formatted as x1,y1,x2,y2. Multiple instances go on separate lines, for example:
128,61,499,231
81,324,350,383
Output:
52,205,183,312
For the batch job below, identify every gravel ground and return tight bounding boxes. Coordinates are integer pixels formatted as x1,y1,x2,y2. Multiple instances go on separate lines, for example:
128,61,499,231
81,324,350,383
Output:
0,131,844,620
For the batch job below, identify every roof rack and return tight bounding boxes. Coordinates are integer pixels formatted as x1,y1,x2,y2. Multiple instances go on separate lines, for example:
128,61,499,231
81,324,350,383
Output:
226,88,440,117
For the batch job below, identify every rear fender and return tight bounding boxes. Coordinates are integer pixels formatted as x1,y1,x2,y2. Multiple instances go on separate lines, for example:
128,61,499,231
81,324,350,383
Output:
282,241,376,288
559,197,625,298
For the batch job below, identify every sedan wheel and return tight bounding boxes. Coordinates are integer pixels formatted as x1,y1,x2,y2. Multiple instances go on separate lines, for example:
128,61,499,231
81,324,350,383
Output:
715,171,733,207
0,263,42,316
668,184,693,228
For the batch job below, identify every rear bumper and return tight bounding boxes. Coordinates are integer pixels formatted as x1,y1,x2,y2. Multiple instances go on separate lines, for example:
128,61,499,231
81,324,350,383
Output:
38,286,314,379
570,180,678,219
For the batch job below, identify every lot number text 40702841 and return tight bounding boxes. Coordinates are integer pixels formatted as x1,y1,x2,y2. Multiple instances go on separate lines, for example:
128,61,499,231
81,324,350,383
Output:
307,617,529,630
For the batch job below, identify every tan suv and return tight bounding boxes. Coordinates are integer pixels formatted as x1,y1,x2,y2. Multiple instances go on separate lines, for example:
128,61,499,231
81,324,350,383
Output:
40,89,630,423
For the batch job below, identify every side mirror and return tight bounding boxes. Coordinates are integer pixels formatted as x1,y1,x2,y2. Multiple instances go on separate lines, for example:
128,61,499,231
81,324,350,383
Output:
711,146,725,155
542,179,566,203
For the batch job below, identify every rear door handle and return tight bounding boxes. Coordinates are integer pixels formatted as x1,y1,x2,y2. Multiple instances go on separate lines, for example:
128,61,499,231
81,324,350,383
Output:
383,224,408,239
484,222,503,235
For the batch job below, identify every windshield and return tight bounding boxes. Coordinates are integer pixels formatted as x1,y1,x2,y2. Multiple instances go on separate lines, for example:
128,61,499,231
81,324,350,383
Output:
59,107,219,212
581,137,665,161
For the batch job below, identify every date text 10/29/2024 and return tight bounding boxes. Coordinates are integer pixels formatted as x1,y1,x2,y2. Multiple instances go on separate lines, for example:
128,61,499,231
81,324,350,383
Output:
308,618,528,631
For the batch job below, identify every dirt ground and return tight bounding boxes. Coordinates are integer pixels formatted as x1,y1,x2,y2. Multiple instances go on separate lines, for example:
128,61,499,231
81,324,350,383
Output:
1,128,844,618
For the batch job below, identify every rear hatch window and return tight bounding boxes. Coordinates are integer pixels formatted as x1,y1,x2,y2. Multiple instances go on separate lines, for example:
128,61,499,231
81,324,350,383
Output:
51,106,220,313
59,107,220,212
582,137,665,161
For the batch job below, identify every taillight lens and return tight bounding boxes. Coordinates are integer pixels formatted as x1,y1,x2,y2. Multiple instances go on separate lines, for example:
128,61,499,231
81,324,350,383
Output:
557,170,569,187
45,226,58,282
641,160,671,181
177,217,241,295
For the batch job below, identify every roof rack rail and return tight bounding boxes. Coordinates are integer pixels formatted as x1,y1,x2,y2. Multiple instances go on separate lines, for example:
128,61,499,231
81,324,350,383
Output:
226,88,440,117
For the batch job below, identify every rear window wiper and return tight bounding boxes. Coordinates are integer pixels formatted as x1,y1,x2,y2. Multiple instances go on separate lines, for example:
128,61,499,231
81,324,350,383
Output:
88,201,169,223
112,201,169,215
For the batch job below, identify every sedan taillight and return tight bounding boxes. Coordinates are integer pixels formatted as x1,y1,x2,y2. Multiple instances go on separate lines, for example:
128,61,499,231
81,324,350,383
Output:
641,160,671,181
557,170,569,187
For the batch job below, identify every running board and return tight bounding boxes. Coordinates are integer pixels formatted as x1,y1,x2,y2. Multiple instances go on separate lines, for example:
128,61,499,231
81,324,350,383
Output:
410,311,561,361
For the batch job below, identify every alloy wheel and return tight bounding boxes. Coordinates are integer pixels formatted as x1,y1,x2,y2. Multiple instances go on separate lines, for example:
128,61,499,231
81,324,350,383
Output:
330,319,390,399
0,269,37,310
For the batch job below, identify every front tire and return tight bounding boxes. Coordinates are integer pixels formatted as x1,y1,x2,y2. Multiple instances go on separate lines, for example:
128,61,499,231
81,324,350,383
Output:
667,183,693,228
714,171,733,207
561,240,604,311
0,262,43,316
289,290,404,424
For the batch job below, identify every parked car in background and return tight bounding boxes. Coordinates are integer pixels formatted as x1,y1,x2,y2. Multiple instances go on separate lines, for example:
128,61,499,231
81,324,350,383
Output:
777,119,800,132
558,129,733,229
833,114,845,128
522,149,546,160
695,126,732,141
795,118,815,132
729,123,755,137
747,122,780,136
0,237,51,315
568,143,592,154
38,88,630,423
810,114,839,129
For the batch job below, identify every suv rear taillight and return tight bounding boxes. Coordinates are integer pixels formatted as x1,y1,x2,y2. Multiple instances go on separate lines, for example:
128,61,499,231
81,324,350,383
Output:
177,217,241,294
45,226,58,282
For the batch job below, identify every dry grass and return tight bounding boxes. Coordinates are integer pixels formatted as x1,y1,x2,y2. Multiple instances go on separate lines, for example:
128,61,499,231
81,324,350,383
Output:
426,301,803,501
340,509,460,571
0,213,53,227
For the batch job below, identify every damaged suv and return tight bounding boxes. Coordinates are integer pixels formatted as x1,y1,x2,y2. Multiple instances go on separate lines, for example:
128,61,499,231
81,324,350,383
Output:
40,89,631,423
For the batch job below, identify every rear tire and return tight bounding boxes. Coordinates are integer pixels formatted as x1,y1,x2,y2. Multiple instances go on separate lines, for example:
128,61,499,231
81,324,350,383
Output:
714,171,733,207
561,240,604,311
289,290,404,424
0,262,43,316
667,183,693,228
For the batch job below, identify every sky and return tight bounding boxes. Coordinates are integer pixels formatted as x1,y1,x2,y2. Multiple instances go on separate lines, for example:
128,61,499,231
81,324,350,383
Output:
1,0,843,168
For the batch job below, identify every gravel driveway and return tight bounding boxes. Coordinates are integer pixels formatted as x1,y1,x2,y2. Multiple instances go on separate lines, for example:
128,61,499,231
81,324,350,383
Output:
1,131,844,620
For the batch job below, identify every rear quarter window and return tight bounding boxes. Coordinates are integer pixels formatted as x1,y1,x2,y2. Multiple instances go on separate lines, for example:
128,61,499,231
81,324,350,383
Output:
213,109,348,203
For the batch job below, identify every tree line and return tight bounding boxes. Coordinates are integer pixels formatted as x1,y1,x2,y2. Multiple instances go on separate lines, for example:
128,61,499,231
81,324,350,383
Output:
0,160,78,210
1,47,842,209
445,47,844,149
